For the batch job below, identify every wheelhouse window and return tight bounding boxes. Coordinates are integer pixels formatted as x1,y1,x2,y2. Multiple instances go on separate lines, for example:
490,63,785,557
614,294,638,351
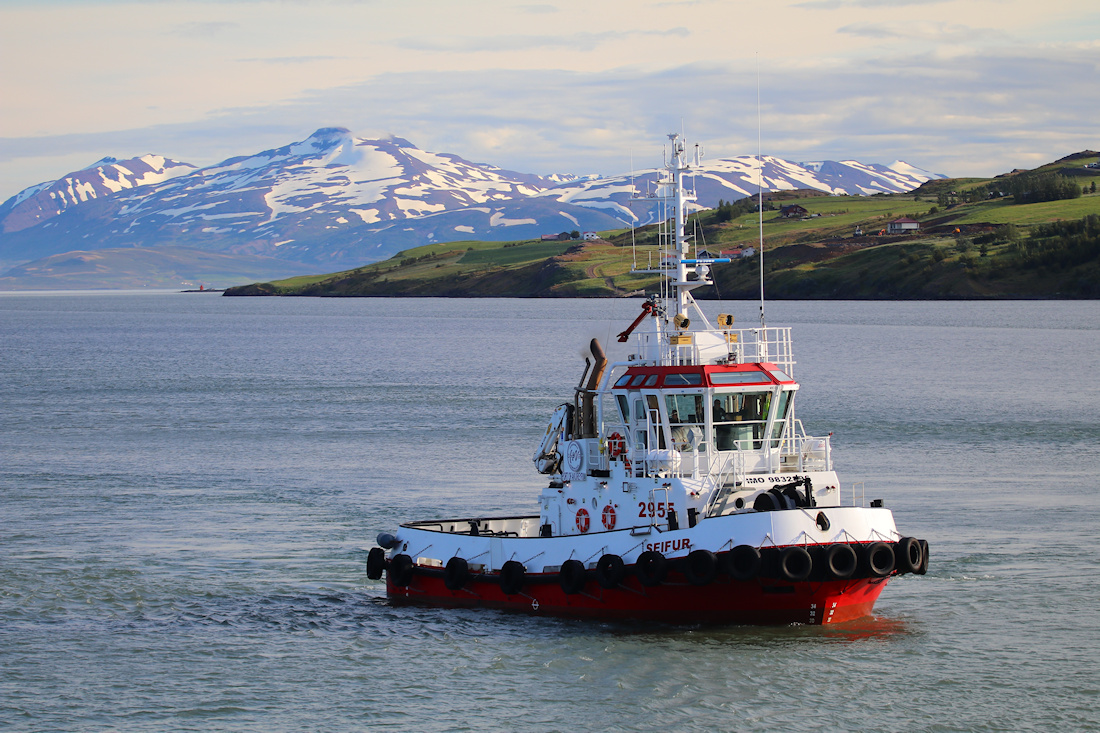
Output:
710,371,774,385
663,372,703,386
616,394,631,423
768,390,793,446
665,394,704,451
712,391,772,450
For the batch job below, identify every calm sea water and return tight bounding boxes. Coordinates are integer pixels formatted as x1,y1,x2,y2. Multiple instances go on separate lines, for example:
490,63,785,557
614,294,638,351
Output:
2,293,1099,732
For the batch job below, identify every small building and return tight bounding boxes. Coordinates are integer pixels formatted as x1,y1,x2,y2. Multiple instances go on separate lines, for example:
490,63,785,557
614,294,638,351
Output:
780,204,809,218
582,231,600,241
887,218,920,234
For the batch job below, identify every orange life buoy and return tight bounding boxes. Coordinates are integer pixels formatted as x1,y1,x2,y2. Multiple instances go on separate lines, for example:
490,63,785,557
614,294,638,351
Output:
607,432,626,458
576,508,590,533
601,504,617,530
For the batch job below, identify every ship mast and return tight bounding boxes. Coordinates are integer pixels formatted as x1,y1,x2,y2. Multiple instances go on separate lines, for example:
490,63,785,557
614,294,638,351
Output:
668,133,695,317
627,132,730,365
635,133,717,317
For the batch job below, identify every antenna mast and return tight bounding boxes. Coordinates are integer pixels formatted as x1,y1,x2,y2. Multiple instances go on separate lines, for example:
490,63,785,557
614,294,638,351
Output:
757,55,766,328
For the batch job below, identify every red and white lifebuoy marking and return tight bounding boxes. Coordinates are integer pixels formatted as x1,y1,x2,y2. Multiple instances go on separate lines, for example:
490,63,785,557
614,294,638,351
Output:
601,504,617,530
576,508,590,533
607,432,626,458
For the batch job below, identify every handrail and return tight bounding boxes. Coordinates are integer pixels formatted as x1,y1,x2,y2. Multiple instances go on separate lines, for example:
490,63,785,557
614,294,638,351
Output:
624,325,796,372
851,481,866,508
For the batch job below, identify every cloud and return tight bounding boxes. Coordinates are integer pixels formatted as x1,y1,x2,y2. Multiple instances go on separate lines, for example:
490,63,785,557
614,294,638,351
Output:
795,0,947,8
168,21,240,39
393,27,691,54
838,20,1009,43
2,40,1099,195
516,4,559,13
237,55,344,65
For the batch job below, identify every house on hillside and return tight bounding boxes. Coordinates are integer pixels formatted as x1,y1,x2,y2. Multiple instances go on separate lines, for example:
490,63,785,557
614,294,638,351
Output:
582,231,599,241
780,204,809,218
887,218,920,234
718,247,757,259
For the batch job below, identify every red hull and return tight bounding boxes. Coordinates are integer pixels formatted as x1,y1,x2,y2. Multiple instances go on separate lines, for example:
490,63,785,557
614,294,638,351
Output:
387,570,888,625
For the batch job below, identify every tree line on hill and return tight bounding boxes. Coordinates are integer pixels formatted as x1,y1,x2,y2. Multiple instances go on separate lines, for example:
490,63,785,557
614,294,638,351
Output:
939,172,1093,206
710,197,775,222
1013,214,1100,273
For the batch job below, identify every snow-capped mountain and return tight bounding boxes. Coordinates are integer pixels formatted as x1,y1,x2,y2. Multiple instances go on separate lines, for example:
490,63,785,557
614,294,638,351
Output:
0,128,944,274
0,128,627,268
0,155,195,234
539,155,944,224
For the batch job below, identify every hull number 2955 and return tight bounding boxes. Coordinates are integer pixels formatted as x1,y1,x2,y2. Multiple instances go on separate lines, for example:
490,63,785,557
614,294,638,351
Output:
638,501,675,518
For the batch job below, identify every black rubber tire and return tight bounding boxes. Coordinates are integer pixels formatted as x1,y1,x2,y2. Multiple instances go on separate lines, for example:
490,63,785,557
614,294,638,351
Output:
559,559,587,594
724,544,761,581
865,541,896,578
389,553,414,587
635,550,668,587
366,547,386,580
683,549,718,586
825,543,858,580
894,537,922,575
499,560,526,595
595,554,626,589
916,539,930,575
444,556,469,590
778,546,813,582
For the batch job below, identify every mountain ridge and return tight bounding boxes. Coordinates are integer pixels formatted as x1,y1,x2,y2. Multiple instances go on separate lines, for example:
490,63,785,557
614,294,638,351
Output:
0,128,947,288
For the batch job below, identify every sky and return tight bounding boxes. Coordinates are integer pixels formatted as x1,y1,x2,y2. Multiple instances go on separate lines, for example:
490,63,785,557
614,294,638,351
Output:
1,0,1098,198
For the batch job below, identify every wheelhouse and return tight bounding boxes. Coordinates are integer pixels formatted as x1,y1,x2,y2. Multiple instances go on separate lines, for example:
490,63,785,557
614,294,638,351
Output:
603,362,816,479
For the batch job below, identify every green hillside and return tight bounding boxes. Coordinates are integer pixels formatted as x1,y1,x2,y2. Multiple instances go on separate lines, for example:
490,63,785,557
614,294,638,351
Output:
225,152,1100,299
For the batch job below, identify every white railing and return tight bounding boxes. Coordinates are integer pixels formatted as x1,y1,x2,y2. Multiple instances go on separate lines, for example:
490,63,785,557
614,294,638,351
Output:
628,326,795,373
601,419,831,479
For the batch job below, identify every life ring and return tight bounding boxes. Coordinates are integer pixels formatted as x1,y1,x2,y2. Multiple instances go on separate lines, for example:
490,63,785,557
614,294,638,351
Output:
607,432,626,458
559,559,587,595
366,547,386,580
576,508,591,534
595,554,626,589
778,546,813,582
825,543,858,579
683,549,718,586
724,544,761,581
635,550,668,587
444,556,469,590
601,504,617,530
499,560,526,595
389,553,414,587
894,537,922,575
864,541,896,577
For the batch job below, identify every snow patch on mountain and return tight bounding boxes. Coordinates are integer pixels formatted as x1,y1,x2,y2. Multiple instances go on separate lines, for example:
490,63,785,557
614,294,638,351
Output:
489,211,537,227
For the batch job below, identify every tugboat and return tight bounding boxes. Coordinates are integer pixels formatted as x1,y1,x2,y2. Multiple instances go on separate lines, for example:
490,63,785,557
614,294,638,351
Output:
367,134,928,625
